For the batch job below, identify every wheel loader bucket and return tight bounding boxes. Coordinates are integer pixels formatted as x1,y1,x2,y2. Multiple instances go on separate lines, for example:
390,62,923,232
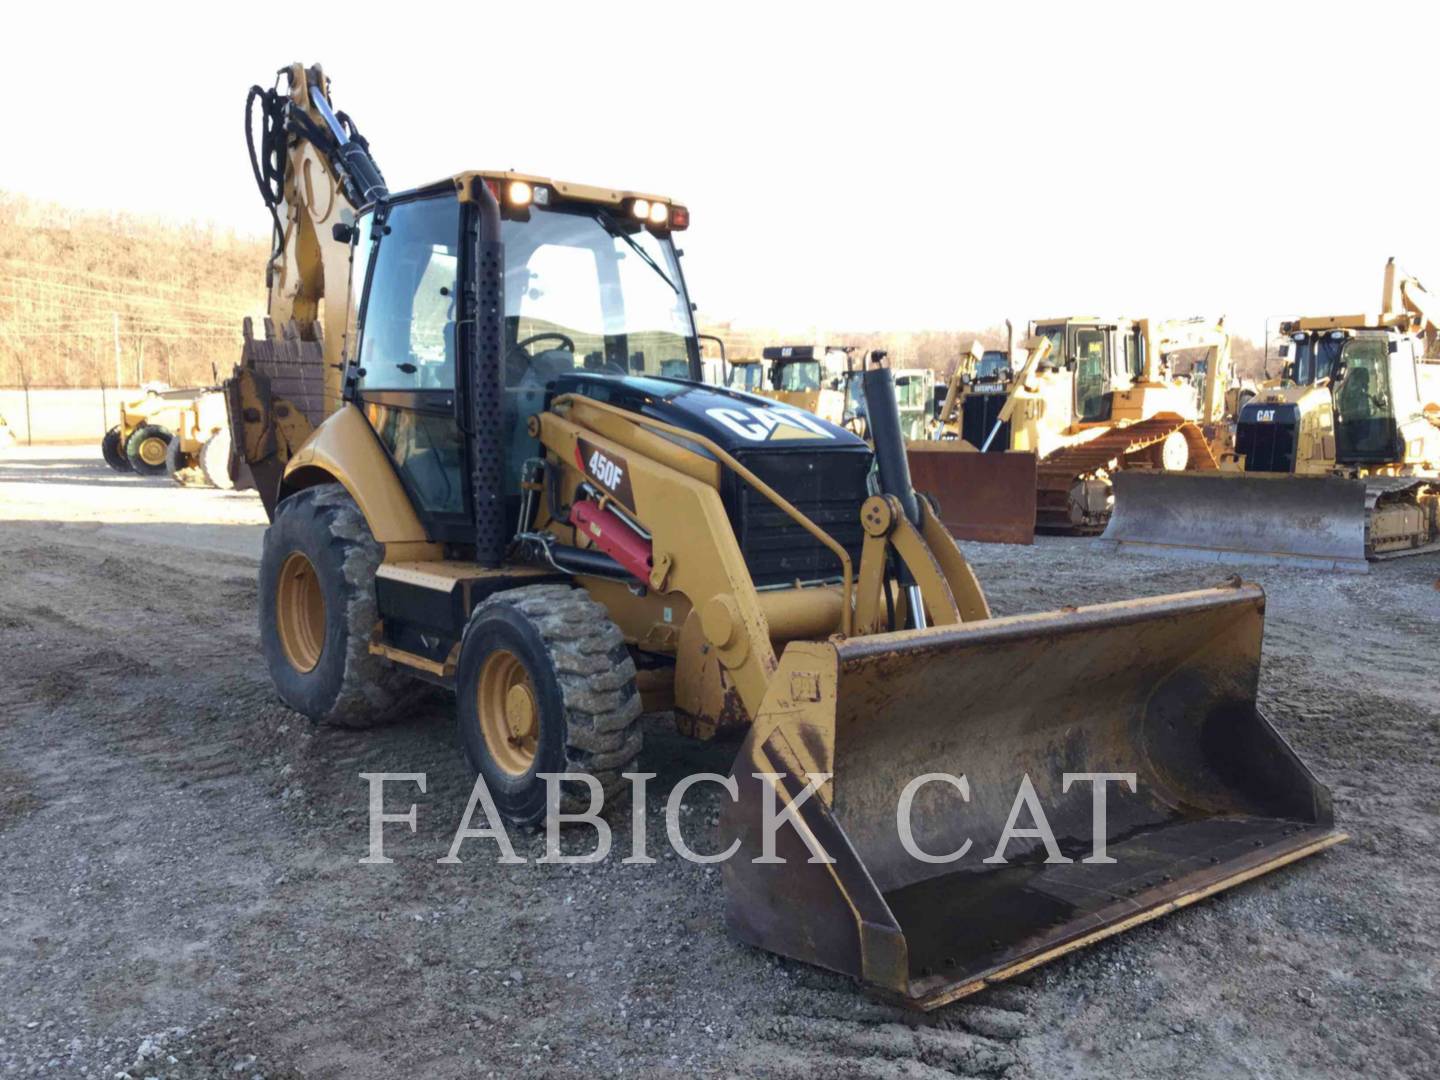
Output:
1097,471,1370,572
721,584,1342,1010
905,444,1038,544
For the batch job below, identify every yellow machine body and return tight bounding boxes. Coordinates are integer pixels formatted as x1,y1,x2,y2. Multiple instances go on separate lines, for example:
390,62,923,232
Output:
232,62,1344,1010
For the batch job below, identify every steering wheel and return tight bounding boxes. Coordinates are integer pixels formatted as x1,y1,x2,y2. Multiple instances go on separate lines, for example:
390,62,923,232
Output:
505,332,575,383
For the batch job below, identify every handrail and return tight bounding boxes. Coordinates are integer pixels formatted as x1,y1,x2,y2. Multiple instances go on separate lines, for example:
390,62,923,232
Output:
554,393,855,636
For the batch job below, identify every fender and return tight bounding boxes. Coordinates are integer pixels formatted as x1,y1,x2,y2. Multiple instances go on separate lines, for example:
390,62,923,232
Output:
281,403,439,558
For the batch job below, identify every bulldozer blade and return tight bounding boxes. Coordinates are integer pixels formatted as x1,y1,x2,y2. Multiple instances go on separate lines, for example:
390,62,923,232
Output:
1097,471,1370,573
721,584,1342,1010
905,444,1037,545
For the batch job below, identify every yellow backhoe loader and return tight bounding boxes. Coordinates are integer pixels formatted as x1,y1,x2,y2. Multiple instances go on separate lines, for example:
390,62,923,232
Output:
909,316,1230,542
230,63,1342,1010
1101,261,1440,570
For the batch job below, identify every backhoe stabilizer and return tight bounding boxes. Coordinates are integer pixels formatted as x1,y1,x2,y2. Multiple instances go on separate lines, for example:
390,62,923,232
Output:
720,583,1342,1009
1097,471,1371,572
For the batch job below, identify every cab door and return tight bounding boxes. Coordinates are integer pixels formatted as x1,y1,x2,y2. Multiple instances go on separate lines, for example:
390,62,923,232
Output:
350,190,471,541
1070,324,1113,422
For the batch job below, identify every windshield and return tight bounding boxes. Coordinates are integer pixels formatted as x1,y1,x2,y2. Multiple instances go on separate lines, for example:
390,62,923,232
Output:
727,363,767,392
977,351,1009,380
776,360,822,391
501,206,696,383
1292,333,1344,385
1034,324,1066,366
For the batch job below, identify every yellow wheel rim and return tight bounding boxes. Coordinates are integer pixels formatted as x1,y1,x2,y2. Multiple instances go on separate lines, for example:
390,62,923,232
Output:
276,551,326,673
138,436,168,466
478,648,539,776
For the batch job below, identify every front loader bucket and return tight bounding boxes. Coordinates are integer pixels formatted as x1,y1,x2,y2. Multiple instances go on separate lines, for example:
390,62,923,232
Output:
906,444,1038,544
721,584,1342,1010
1098,471,1369,572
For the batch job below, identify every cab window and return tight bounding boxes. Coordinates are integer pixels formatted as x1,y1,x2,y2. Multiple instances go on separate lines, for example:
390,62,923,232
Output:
1073,327,1111,422
354,193,466,522
356,196,460,392
776,361,821,391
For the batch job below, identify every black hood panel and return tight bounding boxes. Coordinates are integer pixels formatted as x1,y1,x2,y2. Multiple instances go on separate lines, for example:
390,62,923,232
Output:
551,372,869,456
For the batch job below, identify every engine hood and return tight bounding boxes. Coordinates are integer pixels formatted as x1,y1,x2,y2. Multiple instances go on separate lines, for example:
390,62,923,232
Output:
550,372,869,454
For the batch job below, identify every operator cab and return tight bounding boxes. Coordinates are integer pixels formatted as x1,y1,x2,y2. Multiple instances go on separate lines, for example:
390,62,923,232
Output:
1030,319,1146,424
1282,329,1345,387
1331,329,1420,464
725,360,769,394
343,173,700,543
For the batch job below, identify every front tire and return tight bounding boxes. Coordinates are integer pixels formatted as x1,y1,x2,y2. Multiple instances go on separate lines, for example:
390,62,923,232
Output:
164,435,201,484
199,430,235,490
102,426,132,472
258,483,414,728
126,424,173,476
456,585,642,827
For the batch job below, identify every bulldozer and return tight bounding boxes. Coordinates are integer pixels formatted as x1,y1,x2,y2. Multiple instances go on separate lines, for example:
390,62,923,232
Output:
1101,261,1440,570
909,316,1231,542
230,63,1343,1009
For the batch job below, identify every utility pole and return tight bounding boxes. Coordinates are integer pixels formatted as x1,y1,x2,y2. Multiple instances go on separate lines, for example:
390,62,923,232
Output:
112,311,122,388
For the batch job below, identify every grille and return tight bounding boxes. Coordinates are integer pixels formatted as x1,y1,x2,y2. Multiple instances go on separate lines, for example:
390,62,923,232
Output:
728,448,871,588
961,392,1011,450
1237,403,1301,473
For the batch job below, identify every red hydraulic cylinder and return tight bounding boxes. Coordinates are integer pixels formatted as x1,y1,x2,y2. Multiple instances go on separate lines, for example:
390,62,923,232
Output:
570,500,654,583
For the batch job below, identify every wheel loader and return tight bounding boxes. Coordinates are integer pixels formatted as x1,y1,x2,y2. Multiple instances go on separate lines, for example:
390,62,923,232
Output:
102,386,207,477
757,343,851,424
841,353,934,441
1101,260,1440,571
164,387,241,488
724,356,771,394
229,63,1342,1010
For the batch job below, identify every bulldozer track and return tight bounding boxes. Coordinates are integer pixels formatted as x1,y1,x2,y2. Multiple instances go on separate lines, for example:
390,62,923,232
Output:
1035,417,1216,534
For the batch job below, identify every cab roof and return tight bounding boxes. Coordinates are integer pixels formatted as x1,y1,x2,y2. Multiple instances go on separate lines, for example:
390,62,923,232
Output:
450,169,680,209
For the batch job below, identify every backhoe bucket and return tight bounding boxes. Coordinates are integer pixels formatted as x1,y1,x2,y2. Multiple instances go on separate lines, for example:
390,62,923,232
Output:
905,444,1038,544
721,584,1342,1010
1097,471,1369,572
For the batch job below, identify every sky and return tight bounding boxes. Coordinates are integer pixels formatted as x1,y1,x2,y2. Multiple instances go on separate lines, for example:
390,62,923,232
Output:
4,0,1438,347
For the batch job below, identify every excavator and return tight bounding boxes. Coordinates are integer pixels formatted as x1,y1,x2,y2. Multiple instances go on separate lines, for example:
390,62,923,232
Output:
228,63,1342,1010
908,317,1231,543
1101,261,1440,571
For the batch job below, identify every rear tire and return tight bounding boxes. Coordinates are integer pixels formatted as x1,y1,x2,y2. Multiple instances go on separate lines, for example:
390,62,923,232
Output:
456,584,642,827
126,424,173,476
259,483,414,728
200,430,235,490
164,435,200,484
102,426,132,472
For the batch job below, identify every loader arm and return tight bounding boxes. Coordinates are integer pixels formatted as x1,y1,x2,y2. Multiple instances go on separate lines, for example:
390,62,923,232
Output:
227,63,388,506
538,390,989,728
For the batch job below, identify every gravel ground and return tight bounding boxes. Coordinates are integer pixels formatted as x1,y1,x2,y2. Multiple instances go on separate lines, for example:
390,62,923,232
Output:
1,445,1437,1079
